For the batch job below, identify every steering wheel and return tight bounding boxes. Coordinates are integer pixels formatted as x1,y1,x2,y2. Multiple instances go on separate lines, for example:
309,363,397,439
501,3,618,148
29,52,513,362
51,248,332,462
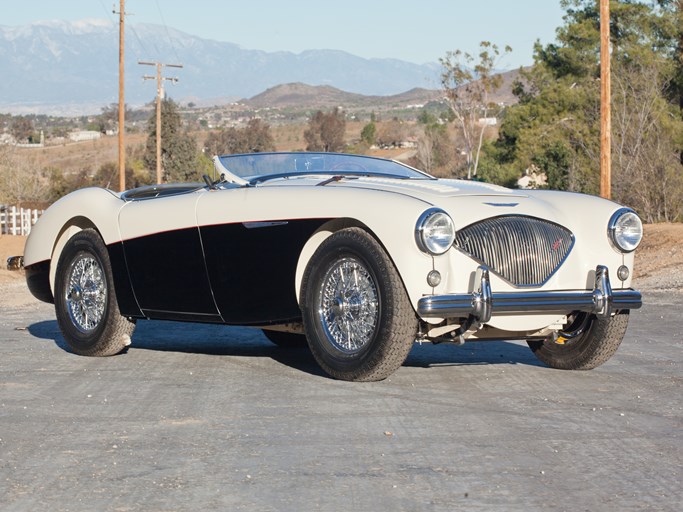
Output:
330,162,368,172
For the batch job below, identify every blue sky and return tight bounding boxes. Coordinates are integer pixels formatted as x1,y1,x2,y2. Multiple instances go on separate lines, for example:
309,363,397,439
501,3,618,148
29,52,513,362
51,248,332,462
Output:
2,0,566,68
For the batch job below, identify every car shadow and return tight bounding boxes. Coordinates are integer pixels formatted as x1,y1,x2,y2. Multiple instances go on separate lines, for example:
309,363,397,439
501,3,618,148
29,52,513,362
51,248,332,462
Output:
27,319,545,377
404,340,545,368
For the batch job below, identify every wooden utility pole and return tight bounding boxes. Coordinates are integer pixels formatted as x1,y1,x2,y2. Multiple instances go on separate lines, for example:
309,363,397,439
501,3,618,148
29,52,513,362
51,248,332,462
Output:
600,0,611,199
139,61,182,184
115,0,126,192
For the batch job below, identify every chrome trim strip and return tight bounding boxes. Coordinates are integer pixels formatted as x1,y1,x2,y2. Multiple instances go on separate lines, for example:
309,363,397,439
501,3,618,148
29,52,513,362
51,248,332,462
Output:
483,202,519,207
243,221,289,229
417,265,642,321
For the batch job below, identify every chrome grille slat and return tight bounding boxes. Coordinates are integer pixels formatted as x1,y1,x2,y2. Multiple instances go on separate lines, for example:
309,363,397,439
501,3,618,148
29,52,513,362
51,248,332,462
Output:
455,216,574,287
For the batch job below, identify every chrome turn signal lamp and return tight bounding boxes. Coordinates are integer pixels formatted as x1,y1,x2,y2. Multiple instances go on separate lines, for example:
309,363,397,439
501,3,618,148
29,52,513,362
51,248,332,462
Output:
617,265,630,281
426,270,442,287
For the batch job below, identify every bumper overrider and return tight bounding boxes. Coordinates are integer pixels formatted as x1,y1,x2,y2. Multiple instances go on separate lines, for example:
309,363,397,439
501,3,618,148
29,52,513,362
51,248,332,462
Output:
417,265,642,323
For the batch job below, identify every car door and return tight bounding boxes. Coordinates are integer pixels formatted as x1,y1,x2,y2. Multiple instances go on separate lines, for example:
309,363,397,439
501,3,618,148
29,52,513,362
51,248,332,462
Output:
195,186,328,325
118,191,221,322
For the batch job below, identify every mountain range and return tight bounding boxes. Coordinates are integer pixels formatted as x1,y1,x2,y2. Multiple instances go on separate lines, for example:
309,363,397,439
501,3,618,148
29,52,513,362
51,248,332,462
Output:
0,20,441,115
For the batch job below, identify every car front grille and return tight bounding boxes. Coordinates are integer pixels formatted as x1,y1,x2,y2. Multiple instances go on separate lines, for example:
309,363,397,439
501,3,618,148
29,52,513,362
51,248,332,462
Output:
454,216,574,287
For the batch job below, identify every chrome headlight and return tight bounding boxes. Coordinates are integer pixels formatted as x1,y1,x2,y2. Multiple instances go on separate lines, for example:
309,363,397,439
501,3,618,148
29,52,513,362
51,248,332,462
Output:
608,208,643,253
415,208,455,255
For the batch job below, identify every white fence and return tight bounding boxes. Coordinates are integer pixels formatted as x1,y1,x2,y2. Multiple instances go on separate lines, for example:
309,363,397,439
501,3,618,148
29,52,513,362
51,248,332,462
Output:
0,206,44,236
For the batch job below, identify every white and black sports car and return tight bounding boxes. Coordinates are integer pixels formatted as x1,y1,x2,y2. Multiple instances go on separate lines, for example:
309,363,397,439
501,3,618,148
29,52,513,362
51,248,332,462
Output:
23,152,643,381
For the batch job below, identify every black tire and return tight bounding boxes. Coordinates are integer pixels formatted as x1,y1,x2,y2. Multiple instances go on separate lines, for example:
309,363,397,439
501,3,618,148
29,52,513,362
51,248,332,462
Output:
527,311,630,370
300,228,416,381
54,229,136,356
262,329,308,348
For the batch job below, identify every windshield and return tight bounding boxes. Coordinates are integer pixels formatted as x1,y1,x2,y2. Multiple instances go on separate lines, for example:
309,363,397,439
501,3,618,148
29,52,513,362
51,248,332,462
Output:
216,152,432,185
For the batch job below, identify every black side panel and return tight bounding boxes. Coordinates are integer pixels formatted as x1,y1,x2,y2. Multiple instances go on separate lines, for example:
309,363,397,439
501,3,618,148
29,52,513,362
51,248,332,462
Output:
123,228,218,316
107,242,143,318
201,219,328,325
25,260,54,304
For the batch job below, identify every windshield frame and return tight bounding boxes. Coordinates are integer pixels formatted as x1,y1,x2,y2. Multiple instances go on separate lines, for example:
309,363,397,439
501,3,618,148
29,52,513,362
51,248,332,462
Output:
214,152,434,186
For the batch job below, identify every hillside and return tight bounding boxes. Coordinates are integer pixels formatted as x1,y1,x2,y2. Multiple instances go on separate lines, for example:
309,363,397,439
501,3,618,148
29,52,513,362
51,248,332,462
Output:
243,68,523,111
244,83,443,110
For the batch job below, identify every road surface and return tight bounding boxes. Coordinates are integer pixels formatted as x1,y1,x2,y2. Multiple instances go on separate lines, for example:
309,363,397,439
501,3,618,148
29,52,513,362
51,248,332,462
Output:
1,283,681,511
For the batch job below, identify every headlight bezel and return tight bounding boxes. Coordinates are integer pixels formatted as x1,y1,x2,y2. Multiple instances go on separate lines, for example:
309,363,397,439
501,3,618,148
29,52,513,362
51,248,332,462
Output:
608,208,643,253
415,208,456,256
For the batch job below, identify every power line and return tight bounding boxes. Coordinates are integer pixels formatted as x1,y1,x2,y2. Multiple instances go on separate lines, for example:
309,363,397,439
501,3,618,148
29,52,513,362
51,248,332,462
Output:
154,0,182,64
96,0,116,20
128,23,151,62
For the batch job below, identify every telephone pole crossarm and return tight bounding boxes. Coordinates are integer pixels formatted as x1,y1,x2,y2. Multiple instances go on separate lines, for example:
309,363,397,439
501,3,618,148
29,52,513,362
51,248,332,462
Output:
139,61,183,184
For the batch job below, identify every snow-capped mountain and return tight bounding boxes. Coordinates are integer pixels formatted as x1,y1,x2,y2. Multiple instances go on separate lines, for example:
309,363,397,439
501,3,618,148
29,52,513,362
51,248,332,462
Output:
0,19,440,114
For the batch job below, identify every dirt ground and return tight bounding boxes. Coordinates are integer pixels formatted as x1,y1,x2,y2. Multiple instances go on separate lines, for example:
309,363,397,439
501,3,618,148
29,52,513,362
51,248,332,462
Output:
0,234,28,285
1,223,681,289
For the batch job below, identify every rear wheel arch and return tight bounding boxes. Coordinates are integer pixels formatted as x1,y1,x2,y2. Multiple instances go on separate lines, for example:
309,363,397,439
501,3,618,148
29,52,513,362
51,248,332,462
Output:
49,217,99,295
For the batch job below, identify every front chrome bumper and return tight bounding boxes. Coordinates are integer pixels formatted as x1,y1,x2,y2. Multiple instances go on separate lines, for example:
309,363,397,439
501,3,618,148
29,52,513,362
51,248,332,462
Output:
417,265,642,323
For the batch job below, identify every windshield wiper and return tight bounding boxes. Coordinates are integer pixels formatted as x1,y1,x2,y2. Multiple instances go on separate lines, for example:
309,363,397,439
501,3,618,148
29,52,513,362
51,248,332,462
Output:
317,175,345,186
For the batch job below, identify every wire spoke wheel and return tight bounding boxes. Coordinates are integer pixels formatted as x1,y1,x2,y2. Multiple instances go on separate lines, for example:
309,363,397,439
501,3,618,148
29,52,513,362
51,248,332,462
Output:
318,256,379,354
55,229,136,357
66,254,107,333
301,228,416,381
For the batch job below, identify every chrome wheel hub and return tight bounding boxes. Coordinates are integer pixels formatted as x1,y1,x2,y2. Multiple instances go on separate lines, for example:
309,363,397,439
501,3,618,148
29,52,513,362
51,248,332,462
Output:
318,257,379,353
66,254,106,333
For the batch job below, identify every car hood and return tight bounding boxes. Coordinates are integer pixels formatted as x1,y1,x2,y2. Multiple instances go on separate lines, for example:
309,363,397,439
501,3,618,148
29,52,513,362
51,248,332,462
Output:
335,177,573,228
264,175,524,199
261,175,616,232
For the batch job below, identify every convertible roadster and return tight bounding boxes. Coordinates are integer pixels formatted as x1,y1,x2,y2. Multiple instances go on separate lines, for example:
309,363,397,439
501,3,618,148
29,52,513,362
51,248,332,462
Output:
23,152,643,381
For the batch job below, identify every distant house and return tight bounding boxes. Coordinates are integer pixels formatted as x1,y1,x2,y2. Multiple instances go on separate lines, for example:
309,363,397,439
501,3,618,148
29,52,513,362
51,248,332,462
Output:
517,168,547,189
69,130,101,142
477,117,498,126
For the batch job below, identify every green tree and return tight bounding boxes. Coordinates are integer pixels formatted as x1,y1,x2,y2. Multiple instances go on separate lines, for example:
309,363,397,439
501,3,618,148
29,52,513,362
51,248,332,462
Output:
144,98,200,182
360,121,377,146
655,0,683,163
496,0,682,220
304,108,346,152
